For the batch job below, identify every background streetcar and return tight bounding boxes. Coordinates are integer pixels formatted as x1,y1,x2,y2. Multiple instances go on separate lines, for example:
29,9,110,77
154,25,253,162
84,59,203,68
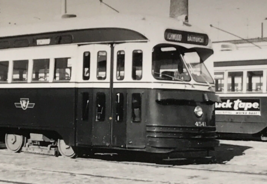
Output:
0,14,219,158
213,46,267,140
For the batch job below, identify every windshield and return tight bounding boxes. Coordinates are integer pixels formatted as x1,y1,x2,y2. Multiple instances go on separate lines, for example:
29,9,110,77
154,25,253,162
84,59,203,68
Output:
152,46,190,81
184,52,214,84
152,44,214,84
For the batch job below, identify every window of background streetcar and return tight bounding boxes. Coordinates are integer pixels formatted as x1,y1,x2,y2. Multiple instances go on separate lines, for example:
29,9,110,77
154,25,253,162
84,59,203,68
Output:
32,59,50,82
247,71,263,92
0,61,8,82
12,60,28,82
215,72,224,92
132,50,143,80
227,71,243,92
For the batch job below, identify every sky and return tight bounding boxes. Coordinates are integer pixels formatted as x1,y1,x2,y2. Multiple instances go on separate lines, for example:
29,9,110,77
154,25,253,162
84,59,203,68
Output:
0,0,267,42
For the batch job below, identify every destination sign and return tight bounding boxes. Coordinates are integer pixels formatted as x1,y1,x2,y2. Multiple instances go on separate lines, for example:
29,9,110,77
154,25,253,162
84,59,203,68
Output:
164,29,209,46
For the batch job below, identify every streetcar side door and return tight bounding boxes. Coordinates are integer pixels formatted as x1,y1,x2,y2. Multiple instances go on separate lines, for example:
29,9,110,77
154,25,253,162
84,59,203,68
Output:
76,43,148,149
76,44,112,147
112,43,148,149
91,45,112,146
111,46,127,148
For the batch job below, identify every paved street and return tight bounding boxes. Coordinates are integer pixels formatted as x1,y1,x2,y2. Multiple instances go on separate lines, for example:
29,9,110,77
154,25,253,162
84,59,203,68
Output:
0,140,266,184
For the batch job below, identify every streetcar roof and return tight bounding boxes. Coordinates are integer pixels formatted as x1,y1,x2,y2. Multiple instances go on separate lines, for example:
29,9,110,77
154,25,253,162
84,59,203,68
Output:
0,14,212,49
213,48,267,62
0,14,203,36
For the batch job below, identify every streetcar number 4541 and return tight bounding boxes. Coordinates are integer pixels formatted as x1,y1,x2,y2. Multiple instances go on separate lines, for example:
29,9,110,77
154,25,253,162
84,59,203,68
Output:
195,121,206,127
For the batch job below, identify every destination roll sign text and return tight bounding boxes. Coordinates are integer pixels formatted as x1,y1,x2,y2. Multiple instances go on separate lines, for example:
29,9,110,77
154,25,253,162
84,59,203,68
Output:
164,29,209,46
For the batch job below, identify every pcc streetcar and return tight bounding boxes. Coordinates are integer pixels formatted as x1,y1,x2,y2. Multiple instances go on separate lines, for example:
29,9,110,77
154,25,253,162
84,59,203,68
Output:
0,14,219,158
213,46,267,140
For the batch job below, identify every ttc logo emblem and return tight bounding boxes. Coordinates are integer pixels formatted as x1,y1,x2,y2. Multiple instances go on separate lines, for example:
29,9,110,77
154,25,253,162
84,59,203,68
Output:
14,98,35,110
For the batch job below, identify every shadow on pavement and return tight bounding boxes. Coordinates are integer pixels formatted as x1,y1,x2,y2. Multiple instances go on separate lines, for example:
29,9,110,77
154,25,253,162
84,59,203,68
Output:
0,142,6,149
0,140,252,166
77,141,252,166
214,142,252,164
77,149,214,165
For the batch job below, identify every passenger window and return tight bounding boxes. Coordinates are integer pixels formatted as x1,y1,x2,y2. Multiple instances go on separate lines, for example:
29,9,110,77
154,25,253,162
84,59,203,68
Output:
132,93,141,122
54,58,71,81
115,93,124,122
83,52,90,80
32,59,49,82
247,71,263,92
132,50,143,80
96,93,105,121
82,92,90,121
227,72,243,92
0,61,9,82
13,60,28,82
97,51,107,80
117,51,125,80
215,72,224,92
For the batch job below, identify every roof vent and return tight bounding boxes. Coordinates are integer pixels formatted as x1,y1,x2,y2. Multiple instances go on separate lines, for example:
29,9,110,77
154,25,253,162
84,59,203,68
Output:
61,14,77,19
220,43,237,51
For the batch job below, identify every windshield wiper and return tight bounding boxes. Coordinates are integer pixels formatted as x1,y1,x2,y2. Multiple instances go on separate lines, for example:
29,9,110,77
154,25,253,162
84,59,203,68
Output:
153,71,183,81
201,75,213,90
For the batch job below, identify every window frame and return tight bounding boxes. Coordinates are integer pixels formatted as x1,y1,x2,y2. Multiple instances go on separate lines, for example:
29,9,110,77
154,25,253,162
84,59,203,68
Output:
32,58,50,83
83,52,90,81
96,51,107,80
215,69,267,93
12,60,29,83
214,72,225,92
132,50,143,80
0,61,9,83
53,57,72,82
116,50,125,81
246,70,263,92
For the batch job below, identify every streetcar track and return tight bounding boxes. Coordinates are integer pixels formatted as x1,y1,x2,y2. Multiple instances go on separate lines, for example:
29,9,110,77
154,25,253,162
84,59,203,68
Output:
1,144,267,184
119,161,267,177
177,166,267,176
78,156,267,177
31,157,267,184
0,156,266,184
33,168,173,184
0,179,33,184
2,149,267,178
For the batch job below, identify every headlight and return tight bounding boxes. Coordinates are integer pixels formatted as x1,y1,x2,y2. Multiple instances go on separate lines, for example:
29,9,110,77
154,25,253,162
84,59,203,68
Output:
194,106,203,117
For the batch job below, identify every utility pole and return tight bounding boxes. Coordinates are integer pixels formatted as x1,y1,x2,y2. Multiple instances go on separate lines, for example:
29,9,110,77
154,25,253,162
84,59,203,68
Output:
61,0,77,18
261,18,267,38
169,0,188,22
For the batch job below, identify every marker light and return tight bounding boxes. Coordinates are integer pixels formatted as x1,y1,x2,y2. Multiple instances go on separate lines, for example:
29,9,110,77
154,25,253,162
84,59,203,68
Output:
194,106,203,117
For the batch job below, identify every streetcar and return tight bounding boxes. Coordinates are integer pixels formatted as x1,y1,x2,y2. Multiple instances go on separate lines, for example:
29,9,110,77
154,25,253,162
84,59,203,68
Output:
213,45,267,140
0,14,219,158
